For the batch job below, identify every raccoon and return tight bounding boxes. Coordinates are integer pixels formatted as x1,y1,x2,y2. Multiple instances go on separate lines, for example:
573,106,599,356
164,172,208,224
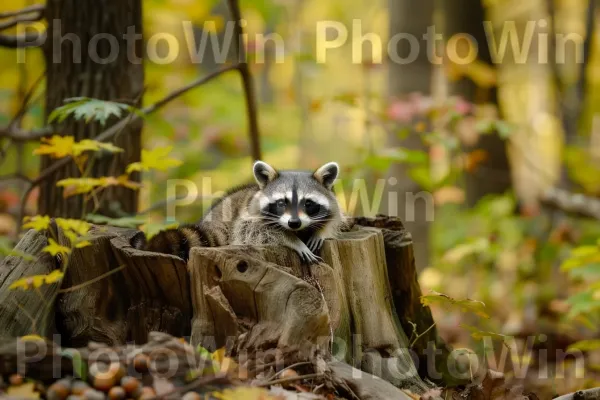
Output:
131,161,346,264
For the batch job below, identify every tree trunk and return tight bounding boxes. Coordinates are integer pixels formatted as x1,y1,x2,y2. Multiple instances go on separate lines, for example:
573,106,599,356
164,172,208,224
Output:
39,0,144,218
385,0,435,270
443,0,512,206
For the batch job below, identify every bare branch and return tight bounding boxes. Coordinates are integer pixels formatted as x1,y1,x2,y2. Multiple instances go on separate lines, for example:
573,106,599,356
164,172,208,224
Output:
541,187,600,220
0,173,32,185
0,4,45,19
0,127,52,141
0,31,43,48
0,12,43,31
226,0,262,161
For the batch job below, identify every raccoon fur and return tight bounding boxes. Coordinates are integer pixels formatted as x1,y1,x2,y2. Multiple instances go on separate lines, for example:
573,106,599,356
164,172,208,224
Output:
131,161,346,264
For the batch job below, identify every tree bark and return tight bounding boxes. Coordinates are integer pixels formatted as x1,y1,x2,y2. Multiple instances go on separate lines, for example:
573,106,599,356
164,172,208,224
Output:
442,0,512,206
0,230,57,338
385,0,435,270
40,0,144,218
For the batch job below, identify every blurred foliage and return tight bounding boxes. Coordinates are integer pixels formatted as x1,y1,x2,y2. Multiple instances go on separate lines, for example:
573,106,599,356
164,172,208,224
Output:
1,0,600,395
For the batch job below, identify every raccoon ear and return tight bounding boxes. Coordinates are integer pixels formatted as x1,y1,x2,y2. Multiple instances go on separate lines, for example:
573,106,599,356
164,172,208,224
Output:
313,162,339,189
253,161,278,189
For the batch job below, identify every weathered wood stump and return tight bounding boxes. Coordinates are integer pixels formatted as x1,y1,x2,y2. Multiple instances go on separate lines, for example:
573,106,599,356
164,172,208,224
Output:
0,216,458,395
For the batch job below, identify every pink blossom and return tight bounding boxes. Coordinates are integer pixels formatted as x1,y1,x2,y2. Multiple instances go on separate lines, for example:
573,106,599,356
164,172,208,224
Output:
454,97,473,116
386,99,416,123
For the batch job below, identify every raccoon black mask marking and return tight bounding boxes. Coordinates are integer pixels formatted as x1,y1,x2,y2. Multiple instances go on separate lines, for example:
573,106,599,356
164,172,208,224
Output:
132,161,346,264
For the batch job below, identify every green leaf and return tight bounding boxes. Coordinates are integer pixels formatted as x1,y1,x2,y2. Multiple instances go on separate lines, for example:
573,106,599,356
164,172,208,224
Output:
61,348,87,380
86,214,145,228
566,290,600,319
141,222,179,240
568,340,600,352
49,97,141,126
495,120,514,139
0,238,35,261
461,324,512,348
421,291,489,319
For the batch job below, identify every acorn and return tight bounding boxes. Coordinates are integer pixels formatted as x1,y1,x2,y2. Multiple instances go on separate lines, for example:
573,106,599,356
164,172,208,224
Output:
90,362,121,391
120,376,141,395
8,374,23,386
71,380,91,396
279,369,299,379
137,386,156,400
132,354,149,373
108,386,126,400
47,379,72,400
83,389,105,400
182,392,202,400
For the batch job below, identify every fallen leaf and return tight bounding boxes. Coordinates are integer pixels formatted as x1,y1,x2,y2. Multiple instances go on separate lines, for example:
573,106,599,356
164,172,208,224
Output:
7,382,40,399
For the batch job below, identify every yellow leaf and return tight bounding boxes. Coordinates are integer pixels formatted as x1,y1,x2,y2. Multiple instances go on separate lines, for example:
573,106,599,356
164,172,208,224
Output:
33,135,74,158
126,146,183,173
211,387,277,400
22,215,51,232
44,269,64,284
421,291,489,319
19,335,45,342
7,382,39,399
56,218,90,236
42,239,71,257
72,139,124,156
212,347,226,363
57,178,101,196
9,270,64,291
57,176,141,197
140,222,179,240
75,240,92,248
115,174,143,190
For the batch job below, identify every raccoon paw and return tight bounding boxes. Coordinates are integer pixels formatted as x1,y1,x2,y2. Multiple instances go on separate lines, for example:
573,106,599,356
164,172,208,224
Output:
297,248,322,265
306,235,325,254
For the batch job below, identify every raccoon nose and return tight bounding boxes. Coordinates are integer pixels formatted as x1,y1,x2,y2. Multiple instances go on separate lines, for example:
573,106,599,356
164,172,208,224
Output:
288,219,302,229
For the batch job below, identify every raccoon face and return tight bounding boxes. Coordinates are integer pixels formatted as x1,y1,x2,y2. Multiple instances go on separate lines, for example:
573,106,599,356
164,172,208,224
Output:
253,161,340,232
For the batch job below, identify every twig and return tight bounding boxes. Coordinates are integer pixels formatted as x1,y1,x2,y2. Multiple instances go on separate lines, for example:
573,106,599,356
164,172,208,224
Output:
12,298,38,335
0,12,43,31
9,70,46,128
0,4,45,19
0,173,32,184
0,127,52,141
540,187,600,220
269,361,312,380
409,322,436,348
258,372,322,387
59,265,126,293
0,31,44,48
226,0,262,161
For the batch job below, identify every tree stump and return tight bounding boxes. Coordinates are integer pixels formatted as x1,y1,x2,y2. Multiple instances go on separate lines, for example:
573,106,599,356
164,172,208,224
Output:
0,216,456,394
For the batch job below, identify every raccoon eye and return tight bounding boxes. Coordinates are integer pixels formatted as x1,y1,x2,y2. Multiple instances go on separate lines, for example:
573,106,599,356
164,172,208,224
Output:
267,199,286,216
304,199,320,217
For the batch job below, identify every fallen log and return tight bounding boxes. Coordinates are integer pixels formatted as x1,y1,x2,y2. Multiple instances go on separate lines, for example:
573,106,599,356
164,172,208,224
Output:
0,216,459,395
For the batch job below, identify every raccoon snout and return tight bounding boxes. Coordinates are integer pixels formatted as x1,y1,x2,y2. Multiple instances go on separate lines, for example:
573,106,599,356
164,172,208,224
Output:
288,219,302,229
